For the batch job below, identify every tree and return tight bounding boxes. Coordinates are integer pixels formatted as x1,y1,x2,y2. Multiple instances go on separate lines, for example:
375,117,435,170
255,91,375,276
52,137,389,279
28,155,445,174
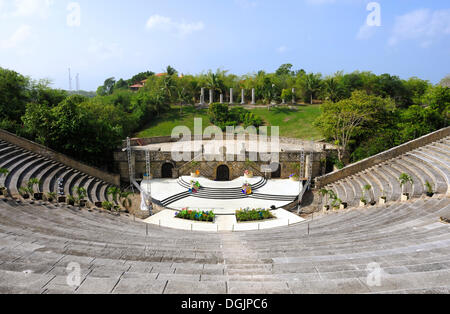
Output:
276,64,294,77
305,73,322,104
97,77,116,96
166,65,178,76
440,74,450,88
129,71,154,85
206,70,226,97
0,67,30,123
315,91,394,163
107,186,121,203
399,173,414,195
323,77,345,102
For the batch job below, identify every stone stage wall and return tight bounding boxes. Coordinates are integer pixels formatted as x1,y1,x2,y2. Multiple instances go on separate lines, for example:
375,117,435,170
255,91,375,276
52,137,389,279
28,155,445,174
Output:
114,137,338,183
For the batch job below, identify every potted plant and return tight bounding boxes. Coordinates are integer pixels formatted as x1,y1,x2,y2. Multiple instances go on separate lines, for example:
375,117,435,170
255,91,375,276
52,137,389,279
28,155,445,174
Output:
319,188,330,211
363,184,376,206
73,186,87,207
425,181,434,198
244,170,254,179
0,168,9,196
102,201,113,211
191,161,200,177
379,189,387,205
19,187,30,200
46,192,57,203
332,198,342,211
399,173,414,201
67,195,76,206
360,197,368,207
107,186,120,204
26,178,42,200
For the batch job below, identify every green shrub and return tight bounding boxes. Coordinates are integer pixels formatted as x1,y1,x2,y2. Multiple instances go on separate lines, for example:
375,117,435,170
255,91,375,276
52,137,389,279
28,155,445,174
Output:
102,201,113,211
236,208,275,222
175,208,215,222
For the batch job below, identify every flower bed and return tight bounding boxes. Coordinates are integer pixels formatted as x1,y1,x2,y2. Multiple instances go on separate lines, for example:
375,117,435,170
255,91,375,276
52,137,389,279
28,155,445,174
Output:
175,208,215,222
236,208,275,222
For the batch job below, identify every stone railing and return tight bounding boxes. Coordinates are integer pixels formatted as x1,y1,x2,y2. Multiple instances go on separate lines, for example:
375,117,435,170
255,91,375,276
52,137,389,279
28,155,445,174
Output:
315,126,450,189
0,129,120,186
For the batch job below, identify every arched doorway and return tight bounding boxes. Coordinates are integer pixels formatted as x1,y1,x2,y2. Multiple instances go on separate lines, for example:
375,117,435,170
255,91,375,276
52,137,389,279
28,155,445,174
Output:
271,163,281,179
216,165,230,181
161,163,174,179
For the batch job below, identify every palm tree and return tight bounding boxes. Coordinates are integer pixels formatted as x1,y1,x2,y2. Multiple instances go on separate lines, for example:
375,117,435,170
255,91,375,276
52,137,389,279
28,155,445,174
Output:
319,188,330,208
163,75,176,101
305,73,322,105
324,77,343,102
363,184,372,203
27,178,41,195
73,186,87,204
107,186,121,204
206,70,225,98
0,168,9,189
177,87,191,114
399,173,414,196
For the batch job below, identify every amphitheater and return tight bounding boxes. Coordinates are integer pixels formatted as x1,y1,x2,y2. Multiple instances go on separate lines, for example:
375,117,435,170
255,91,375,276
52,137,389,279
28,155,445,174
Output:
0,127,449,294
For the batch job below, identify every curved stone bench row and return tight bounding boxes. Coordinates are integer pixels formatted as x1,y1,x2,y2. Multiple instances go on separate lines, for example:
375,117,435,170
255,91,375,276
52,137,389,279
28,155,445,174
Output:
0,140,115,205
0,197,449,293
323,137,450,208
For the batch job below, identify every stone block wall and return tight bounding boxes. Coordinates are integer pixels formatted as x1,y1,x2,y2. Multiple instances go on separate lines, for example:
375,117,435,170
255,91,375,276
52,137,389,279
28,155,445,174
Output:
115,148,330,182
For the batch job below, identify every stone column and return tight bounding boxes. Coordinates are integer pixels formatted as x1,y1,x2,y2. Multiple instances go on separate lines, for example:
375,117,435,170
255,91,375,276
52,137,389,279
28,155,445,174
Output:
230,88,234,104
251,88,255,105
241,89,245,105
292,88,296,104
209,89,213,104
200,88,205,105
220,94,224,103
305,154,312,180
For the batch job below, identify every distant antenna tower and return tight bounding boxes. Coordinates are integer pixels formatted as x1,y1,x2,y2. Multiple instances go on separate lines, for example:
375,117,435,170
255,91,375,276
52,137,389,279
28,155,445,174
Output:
76,73,80,91
68,68,72,91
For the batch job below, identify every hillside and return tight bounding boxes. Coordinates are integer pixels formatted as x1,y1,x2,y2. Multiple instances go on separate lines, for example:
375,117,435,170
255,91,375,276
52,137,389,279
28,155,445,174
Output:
135,104,323,140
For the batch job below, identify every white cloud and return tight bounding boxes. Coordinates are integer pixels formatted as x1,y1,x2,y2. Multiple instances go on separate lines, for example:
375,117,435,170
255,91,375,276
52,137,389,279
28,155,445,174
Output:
1,0,54,19
0,24,32,49
389,9,450,47
277,46,288,53
12,0,53,18
356,23,377,40
145,15,204,37
88,39,123,60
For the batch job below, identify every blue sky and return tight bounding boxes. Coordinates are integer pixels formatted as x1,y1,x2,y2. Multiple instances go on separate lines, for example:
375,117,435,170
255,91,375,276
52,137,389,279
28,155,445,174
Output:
0,0,449,91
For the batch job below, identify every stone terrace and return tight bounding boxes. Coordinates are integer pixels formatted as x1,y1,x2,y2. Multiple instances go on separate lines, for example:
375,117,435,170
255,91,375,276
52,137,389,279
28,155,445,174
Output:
0,196,449,294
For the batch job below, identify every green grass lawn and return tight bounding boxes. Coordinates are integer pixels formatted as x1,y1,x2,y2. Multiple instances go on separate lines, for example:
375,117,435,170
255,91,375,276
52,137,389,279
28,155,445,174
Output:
135,104,323,140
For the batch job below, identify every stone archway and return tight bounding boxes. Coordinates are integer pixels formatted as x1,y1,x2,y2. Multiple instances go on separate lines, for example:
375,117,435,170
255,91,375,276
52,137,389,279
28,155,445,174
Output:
161,163,174,179
272,163,281,179
216,165,230,181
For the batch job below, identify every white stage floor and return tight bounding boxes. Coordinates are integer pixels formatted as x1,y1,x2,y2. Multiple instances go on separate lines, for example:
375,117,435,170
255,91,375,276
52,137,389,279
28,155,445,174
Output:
141,176,301,214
